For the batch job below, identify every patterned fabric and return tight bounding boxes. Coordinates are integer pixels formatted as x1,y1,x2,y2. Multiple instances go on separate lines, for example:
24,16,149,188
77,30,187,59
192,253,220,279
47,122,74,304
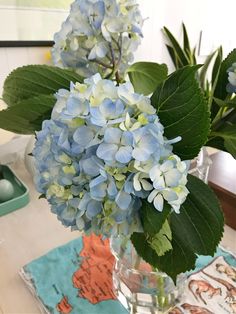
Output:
21,235,236,314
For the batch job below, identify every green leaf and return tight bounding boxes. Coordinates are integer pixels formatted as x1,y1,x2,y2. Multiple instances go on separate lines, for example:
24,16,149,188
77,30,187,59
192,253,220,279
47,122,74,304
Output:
0,95,56,134
213,97,236,108
211,124,236,141
224,138,236,158
172,174,224,255
214,48,236,101
141,200,171,237
131,174,224,282
199,49,217,90
182,23,191,56
151,65,210,160
210,47,223,118
149,220,172,256
131,232,196,283
163,26,190,66
131,233,159,268
211,47,223,88
127,62,168,95
211,124,236,158
3,65,83,106
192,47,197,65
165,45,179,69
156,174,223,280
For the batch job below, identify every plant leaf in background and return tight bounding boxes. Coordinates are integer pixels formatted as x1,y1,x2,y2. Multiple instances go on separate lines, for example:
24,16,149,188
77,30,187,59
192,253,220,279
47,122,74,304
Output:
214,49,236,101
131,175,224,282
199,49,218,91
211,124,236,158
182,23,191,55
151,65,210,160
2,65,83,106
127,62,168,95
209,47,223,118
0,95,55,134
163,26,190,68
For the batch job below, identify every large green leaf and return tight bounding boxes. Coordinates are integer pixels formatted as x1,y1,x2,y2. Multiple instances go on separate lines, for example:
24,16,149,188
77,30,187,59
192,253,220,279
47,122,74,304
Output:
3,65,83,106
214,48,236,101
151,66,210,160
172,175,224,255
127,62,168,95
131,175,224,281
0,95,56,134
141,200,171,237
131,232,195,282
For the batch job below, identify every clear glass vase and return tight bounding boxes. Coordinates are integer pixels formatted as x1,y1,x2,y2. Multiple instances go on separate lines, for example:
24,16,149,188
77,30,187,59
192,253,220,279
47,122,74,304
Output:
188,147,212,183
110,236,186,314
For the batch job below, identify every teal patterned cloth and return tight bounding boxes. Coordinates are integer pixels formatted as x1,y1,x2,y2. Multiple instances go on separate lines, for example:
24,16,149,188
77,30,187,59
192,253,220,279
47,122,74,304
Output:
22,235,236,314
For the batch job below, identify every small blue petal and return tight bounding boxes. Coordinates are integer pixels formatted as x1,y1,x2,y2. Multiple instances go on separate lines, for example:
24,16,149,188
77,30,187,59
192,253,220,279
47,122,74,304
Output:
115,191,132,210
104,127,122,144
96,143,118,161
86,200,102,219
115,146,132,163
73,126,94,146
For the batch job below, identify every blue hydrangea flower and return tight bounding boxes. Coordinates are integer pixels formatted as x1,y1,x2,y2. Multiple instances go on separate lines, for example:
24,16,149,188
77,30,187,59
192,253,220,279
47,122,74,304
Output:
52,0,143,78
33,74,189,238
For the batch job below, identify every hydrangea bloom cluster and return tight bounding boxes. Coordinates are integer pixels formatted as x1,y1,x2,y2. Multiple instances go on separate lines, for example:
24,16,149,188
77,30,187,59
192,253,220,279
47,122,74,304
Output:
227,63,236,93
33,74,189,237
52,0,143,78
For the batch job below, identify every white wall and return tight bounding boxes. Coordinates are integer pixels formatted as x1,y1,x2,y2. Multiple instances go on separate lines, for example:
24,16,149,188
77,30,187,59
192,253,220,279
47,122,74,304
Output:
135,0,236,70
0,7,68,41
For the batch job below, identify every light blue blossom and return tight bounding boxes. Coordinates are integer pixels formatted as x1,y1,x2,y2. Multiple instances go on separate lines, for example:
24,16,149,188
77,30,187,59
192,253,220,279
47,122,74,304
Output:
52,0,143,78
33,74,189,238
148,155,189,213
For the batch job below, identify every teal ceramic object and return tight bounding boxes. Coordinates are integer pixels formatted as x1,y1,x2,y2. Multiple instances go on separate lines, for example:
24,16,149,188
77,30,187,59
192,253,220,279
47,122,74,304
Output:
0,165,29,216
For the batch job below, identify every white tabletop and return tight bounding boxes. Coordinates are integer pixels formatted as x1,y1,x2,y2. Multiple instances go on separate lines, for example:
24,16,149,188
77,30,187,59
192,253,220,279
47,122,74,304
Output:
0,160,235,314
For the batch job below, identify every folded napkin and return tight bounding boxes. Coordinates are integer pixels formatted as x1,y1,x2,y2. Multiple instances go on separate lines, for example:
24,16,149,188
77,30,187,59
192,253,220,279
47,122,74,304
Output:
21,235,236,314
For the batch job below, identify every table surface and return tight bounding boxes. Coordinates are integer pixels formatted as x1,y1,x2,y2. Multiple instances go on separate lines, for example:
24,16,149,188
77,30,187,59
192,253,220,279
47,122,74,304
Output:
0,161,236,314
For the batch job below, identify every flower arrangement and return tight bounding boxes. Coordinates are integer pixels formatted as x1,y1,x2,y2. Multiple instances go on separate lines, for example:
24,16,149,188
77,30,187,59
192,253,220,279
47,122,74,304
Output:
0,0,231,282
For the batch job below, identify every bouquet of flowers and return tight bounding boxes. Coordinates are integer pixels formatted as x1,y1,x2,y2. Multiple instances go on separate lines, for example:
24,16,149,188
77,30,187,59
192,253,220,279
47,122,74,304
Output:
1,0,233,283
